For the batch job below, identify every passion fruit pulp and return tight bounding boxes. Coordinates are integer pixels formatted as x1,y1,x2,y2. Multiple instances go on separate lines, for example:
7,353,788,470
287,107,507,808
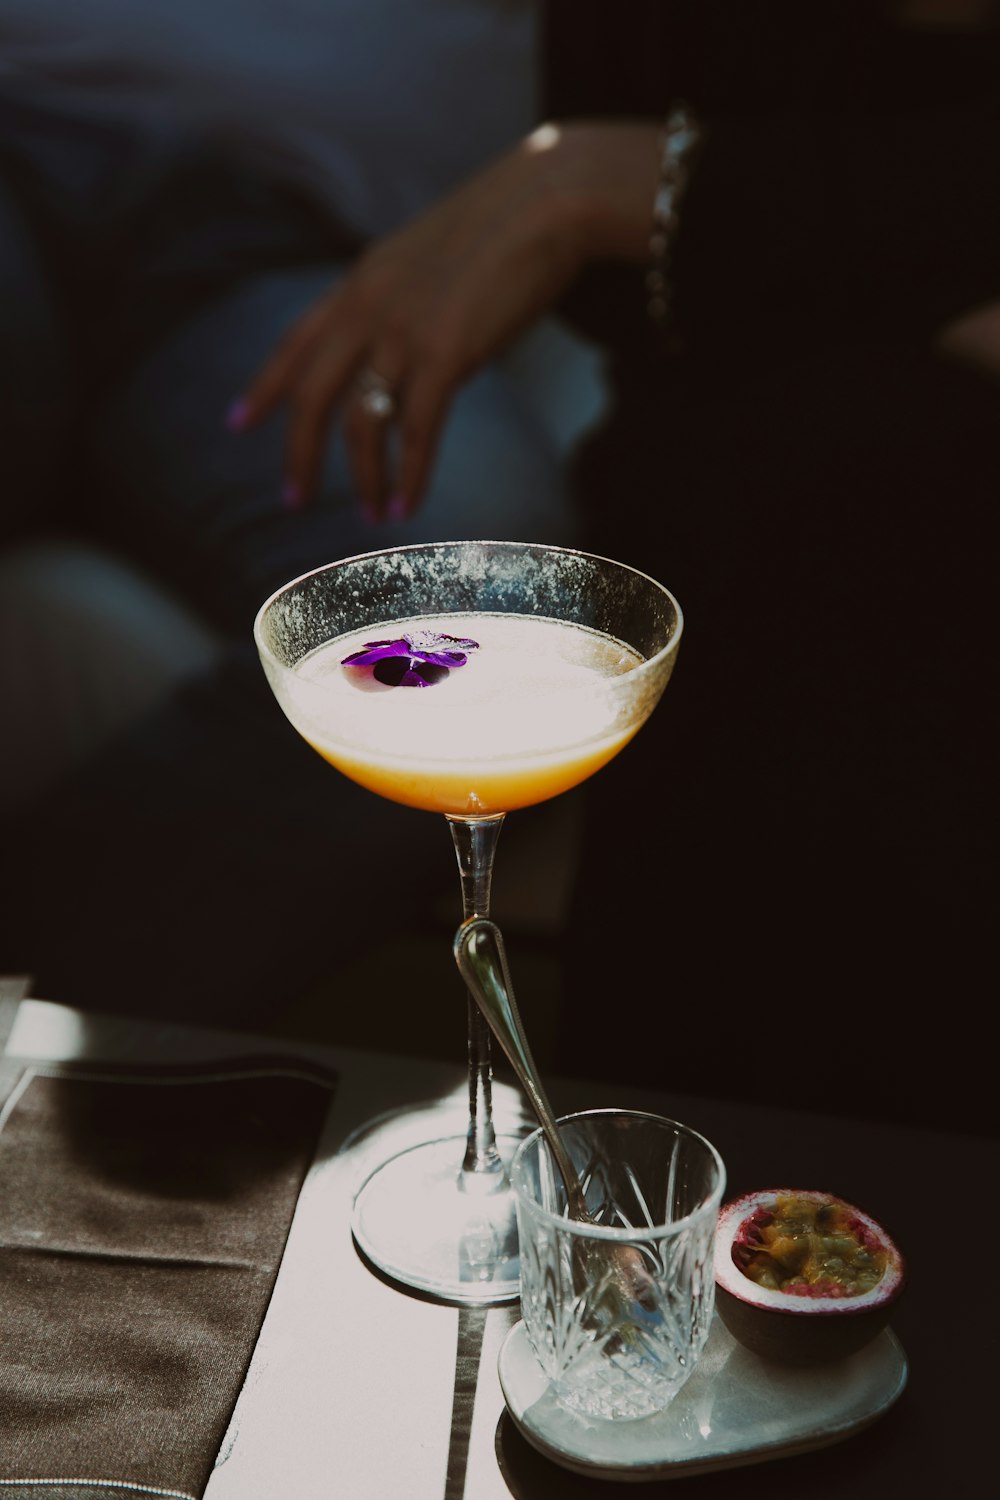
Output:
714,1189,906,1365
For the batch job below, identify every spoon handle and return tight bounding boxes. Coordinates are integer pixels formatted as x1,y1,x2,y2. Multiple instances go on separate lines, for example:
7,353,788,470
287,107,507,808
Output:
454,916,587,1218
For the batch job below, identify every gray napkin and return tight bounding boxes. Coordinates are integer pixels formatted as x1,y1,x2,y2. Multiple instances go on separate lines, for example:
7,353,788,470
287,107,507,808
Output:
0,1054,335,1498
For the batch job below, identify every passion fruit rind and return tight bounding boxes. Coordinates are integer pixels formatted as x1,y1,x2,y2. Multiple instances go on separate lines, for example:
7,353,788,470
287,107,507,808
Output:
714,1188,906,1366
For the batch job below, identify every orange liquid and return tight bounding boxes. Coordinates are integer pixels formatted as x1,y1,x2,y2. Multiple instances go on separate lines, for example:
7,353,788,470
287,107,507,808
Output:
287,612,644,816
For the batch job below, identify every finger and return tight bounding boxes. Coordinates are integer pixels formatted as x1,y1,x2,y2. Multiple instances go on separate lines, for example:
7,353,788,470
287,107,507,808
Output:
344,357,406,521
227,297,335,430
283,335,366,507
393,366,453,519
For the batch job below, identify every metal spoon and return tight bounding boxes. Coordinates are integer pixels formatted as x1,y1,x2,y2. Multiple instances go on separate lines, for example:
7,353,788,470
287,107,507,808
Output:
453,914,588,1218
453,916,657,1311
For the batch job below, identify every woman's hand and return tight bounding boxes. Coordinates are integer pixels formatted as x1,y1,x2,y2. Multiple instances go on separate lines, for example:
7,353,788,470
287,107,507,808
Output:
228,122,660,519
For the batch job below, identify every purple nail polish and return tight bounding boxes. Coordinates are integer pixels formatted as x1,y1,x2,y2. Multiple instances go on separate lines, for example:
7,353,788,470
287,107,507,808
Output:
282,480,302,510
226,398,250,431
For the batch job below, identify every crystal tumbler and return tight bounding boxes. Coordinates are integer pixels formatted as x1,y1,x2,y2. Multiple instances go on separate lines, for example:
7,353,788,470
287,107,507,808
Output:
511,1109,726,1420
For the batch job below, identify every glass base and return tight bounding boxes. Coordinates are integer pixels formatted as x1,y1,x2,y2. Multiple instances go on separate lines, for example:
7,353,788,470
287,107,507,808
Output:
351,1128,531,1304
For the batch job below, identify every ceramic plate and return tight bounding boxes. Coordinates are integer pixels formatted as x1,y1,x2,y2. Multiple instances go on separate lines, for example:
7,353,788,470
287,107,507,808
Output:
498,1314,907,1482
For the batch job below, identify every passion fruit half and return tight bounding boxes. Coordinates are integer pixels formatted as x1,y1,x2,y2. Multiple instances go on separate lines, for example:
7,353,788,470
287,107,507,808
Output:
714,1188,906,1365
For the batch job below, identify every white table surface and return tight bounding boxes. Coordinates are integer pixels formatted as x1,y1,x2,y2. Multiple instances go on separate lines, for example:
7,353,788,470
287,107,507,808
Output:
5,991,995,1500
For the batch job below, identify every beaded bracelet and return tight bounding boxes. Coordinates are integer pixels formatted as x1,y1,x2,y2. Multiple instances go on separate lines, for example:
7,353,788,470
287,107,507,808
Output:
646,101,703,330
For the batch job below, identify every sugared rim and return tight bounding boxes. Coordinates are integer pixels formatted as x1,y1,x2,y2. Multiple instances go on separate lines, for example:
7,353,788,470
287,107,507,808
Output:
714,1187,906,1314
252,538,683,683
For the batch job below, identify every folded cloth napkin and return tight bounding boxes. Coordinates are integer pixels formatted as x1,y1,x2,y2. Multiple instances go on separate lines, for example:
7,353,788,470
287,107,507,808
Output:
0,1052,336,1499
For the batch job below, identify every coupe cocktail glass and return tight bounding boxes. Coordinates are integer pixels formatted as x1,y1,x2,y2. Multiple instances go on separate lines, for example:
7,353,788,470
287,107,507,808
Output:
253,541,682,1303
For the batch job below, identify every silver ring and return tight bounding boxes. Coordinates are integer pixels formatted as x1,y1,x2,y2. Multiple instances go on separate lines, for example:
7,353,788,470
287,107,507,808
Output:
354,366,396,421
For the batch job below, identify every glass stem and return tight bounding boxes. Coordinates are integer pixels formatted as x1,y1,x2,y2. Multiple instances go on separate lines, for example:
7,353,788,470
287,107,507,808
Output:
448,813,507,1192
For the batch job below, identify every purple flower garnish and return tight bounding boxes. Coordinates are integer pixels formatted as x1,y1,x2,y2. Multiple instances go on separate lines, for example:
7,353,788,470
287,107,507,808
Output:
342,629,479,687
